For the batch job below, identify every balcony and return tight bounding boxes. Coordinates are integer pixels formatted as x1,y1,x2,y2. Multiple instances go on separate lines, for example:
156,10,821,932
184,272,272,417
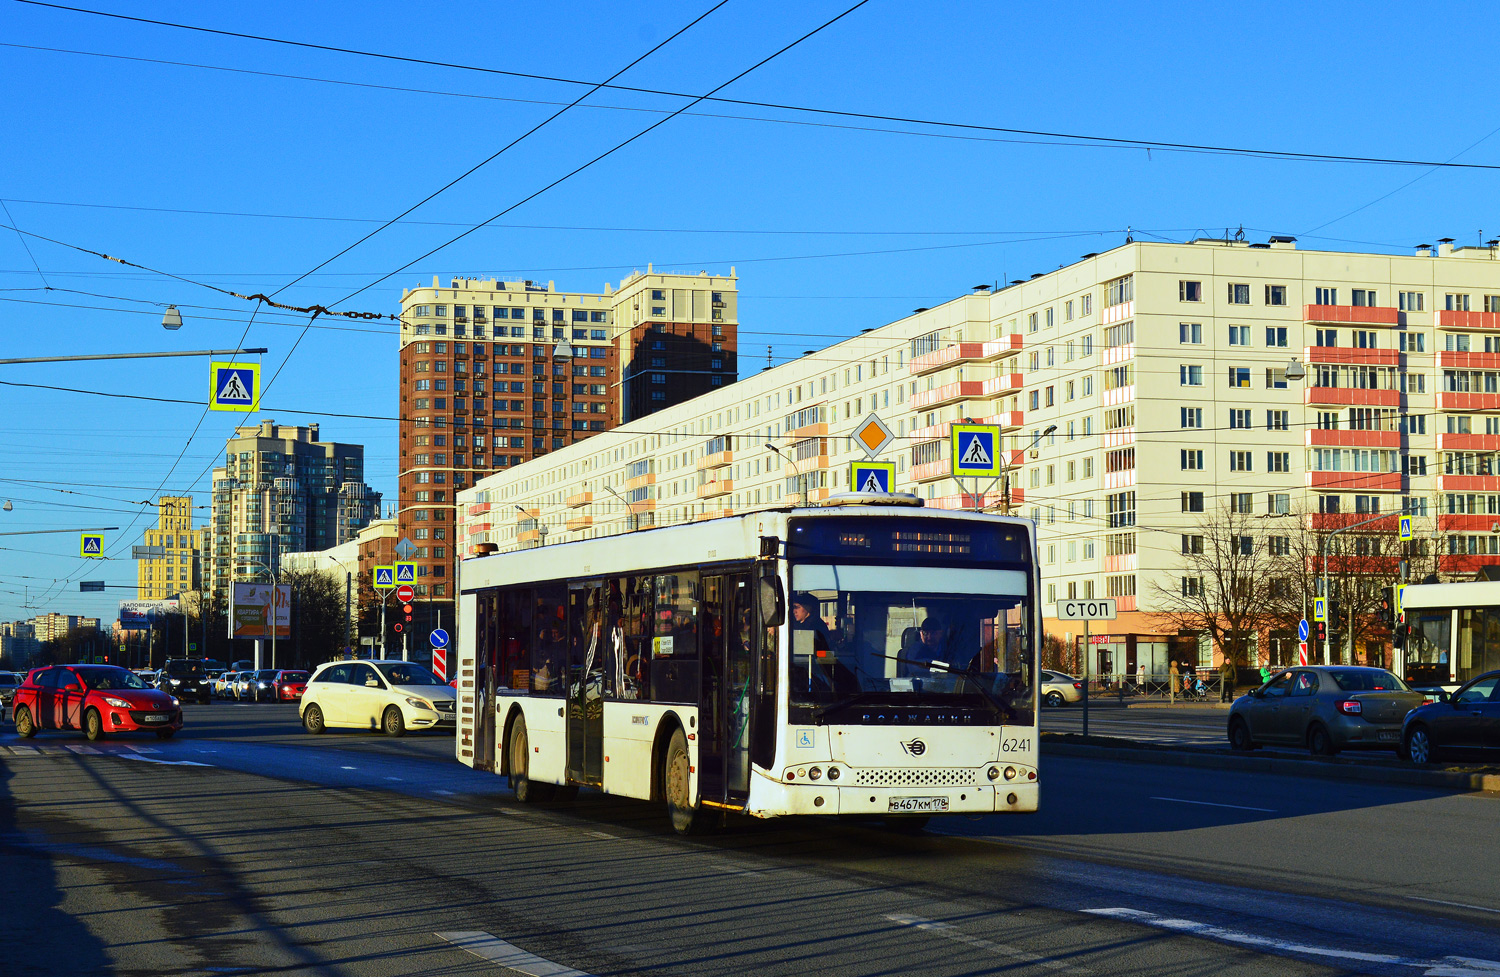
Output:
1438,350,1500,370
1303,345,1400,367
514,507,539,519
1438,474,1500,492
911,380,985,411
1439,514,1500,533
625,472,656,490
926,492,1004,510
981,372,1026,398
1438,432,1500,451
565,491,592,508
1303,386,1400,408
697,479,734,500
1436,392,1500,412
696,507,735,521
517,529,541,545
1305,471,1402,492
907,337,1024,375
1304,512,1402,532
912,458,950,482
565,515,593,532
1438,310,1500,331
1303,304,1400,326
1304,429,1400,448
909,411,1025,443
697,450,733,471
467,502,492,517
790,453,828,476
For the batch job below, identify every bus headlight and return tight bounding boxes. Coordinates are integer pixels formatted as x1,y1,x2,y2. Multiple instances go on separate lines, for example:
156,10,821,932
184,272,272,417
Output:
826,766,840,781
808,766,822,781
1004,766,1018,781
987,766,1001,781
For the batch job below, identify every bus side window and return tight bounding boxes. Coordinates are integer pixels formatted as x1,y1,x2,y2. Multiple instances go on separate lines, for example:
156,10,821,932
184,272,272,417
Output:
500,589,532,690
651,571,699,703
752,617,778,768
612,576,652,701
531,585,567,696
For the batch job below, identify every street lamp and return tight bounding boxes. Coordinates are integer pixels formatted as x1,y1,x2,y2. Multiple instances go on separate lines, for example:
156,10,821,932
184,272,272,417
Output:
515,505,548,547
602,484,637,531
1284,358,1307,382
765,443,801,506
162,305,183,330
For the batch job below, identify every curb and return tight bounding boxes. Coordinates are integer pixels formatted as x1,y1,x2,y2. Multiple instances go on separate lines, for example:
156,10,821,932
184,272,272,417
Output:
1041,739,1500,793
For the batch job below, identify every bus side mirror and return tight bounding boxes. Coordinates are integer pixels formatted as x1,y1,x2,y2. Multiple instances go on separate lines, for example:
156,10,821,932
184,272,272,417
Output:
759,573,785,629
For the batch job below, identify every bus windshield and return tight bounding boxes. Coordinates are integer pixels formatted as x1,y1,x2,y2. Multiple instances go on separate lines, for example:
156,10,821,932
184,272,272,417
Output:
789,564,1033,725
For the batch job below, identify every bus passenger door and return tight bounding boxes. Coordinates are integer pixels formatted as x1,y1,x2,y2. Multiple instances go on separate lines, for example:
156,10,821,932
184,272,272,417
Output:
701,573,754,804
567,582,605,786
474,593,497,772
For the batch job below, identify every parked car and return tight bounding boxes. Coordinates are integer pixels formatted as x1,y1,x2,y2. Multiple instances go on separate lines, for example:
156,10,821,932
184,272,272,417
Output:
1402,670,1500,764
0,670,20,708
1228,666,1425,755
300,660,456,736
272,670,309,702
157,659,213,704
1039,670,1084,707
11,664,183,741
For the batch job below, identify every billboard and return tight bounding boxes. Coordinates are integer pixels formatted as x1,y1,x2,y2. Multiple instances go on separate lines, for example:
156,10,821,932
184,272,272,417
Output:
119,599,179,631
230,583,290,639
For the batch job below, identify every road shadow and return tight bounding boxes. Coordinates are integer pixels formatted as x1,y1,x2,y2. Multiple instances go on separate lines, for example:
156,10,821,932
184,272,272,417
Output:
0,757,113,975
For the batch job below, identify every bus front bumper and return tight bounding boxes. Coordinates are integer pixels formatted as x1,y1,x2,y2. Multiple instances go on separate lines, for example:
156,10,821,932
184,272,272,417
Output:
748,778,1038,817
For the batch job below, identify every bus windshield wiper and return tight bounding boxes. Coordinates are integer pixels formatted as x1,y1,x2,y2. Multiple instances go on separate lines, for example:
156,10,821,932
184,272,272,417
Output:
881,654,1010,717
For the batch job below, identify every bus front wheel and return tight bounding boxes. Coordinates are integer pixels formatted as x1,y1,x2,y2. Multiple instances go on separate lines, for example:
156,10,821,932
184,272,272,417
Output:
664,727,702,835
508,715,553,803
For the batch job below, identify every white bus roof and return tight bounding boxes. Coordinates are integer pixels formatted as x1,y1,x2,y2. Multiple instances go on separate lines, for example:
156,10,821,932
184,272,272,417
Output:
460,504,1032,592
1400,580,1500,610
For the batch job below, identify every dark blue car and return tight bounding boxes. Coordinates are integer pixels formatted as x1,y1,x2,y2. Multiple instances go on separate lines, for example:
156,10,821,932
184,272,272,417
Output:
1402,670,1500,764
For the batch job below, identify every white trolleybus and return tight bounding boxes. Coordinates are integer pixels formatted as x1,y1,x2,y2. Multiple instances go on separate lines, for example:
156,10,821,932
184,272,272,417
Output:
1399,580,1500,691
455,495,1040,833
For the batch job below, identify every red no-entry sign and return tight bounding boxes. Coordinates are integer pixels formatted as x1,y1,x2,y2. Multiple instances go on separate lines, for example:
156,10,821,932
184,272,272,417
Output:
396,584,415,603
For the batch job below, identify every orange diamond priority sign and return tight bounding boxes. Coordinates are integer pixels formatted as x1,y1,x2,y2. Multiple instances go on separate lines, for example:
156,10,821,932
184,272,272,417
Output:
853,413,894,459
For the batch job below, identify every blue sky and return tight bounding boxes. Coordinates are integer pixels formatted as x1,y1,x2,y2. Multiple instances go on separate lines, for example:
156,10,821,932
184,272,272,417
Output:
2,0,1498,622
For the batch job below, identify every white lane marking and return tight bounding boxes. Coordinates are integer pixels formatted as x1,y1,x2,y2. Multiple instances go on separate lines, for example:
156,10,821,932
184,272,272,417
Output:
433,789,454,796
437,931,592,976
1408,895,1500,915
117,754,212,767
1083,908,1500,975
1150,796,1276,813
131,746,160,754
3,746,41,756
340,765,357,770
885,914,1088,974
584,830,616,841
65,745,101,754
385,776,404,782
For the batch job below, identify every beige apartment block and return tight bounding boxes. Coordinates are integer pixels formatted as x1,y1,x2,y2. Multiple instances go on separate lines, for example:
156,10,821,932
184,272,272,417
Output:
136,496,205,600
458,236,1500,673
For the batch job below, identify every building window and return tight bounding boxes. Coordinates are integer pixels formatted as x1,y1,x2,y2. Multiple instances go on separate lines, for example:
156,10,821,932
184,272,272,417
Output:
1179,323,1202,344
1105,275,1133,307
1266,326,1288,348
1229,325,1250,346
1181,534,1204,555
1227,283,1251,305
1266,284,1287,306
1181,407,1202,428
1399,291,1424,312
1352,289,1378,307
1228,367,1250,388
1268,451,1290,472
1400,332,1426,352
1180,365,1203,386
1447,293,1472,311
1229,409,1251,429
1182,491,1204,512
1267,410,1289,430
1181,450,1204,470
1179,280,1202,302
1315,287,1338,305
1081,293,1093,315
1229,451,1252,472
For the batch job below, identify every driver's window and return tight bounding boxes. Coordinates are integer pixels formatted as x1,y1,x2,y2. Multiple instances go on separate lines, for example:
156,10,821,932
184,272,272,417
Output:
1290,672,1319,697
1456,677,1500,703
1262,672,1293,697
350,664,382,688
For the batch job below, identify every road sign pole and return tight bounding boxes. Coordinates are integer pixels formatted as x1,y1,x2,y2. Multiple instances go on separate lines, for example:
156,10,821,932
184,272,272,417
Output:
1082,617,1090,737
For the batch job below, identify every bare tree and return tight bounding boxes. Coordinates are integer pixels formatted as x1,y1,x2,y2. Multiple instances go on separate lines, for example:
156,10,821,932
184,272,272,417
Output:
1150,505,1283,671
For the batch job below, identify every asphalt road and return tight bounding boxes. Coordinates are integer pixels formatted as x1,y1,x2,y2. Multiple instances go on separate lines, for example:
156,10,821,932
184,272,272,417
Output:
3,700,1499,976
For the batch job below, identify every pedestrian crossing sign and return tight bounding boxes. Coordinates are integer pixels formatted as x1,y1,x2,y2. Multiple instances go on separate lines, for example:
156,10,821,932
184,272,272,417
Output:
1399,515,1412,540
1313,597,1326,623
395,562,416,584
80,532,103,557
209,362,260,412
849,461,896,494
373,566,395,589
950,423,1002,477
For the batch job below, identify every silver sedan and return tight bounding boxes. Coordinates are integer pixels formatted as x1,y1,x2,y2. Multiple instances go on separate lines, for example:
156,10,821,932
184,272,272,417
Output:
1039,670,1084,707
1227,666,1425,755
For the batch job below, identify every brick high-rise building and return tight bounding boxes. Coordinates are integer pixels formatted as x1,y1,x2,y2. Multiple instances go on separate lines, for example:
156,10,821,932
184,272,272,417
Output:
395,268,738,613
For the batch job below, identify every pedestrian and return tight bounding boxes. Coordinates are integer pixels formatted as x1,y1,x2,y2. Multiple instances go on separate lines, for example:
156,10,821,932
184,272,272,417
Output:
1219,656,1236,702
1136,662,1146,695
1260,664,1273,687
1169,659,1181,699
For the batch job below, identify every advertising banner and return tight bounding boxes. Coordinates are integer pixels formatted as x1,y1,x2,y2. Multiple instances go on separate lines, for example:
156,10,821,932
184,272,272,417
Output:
230,582,290,639
118,599,180,631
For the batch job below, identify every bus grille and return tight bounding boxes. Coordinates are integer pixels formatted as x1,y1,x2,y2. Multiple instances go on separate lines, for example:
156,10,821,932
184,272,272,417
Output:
853,768,976,788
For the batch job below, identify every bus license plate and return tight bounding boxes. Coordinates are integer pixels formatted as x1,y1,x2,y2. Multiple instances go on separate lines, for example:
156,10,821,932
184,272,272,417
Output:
888,796,948,814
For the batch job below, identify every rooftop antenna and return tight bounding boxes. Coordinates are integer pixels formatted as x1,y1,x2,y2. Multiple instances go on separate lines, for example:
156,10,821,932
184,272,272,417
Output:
766,344,773,371
1125,225,1133,244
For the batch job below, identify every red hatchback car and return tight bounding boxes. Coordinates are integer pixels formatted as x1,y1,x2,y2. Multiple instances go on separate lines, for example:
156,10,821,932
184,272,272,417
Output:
272,670,309,701
12,664,184,741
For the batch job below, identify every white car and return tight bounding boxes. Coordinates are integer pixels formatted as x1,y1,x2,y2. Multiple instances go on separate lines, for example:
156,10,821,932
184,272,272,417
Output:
1039,670,1085,706
300,659,456,736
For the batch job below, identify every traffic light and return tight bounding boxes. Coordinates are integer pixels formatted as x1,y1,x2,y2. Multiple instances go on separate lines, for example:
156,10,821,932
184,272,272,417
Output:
1328,599,1342,632
1377,587,1396,629
1315,620,1327,642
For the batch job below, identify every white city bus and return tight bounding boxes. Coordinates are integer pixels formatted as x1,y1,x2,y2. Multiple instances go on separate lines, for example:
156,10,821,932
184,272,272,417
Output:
455,495,1040,833
1398,580,1500,690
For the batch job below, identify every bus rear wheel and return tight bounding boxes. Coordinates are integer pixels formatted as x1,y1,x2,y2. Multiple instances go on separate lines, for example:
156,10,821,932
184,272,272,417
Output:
663,727,702,835
508,715,553,803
